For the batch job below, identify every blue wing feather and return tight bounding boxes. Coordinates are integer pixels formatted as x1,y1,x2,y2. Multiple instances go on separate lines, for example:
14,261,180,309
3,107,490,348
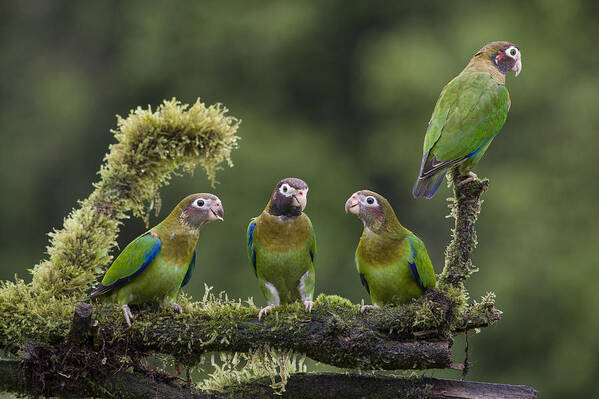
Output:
247,220,257,276
408,243,425,289
180,248,196,288
408,261,425,290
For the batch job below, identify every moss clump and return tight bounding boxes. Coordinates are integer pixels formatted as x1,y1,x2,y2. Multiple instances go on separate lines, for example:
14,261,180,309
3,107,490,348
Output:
0,278,73,348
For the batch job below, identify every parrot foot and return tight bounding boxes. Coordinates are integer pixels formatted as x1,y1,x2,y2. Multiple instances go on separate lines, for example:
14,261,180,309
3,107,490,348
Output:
122,304,134,326
303,300,314,312
457,172,478,187
360,304,378,313
258,305,276,320
172,303,183,314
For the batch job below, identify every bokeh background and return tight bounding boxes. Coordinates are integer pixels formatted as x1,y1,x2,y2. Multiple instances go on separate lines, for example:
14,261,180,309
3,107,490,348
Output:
1,1,598,397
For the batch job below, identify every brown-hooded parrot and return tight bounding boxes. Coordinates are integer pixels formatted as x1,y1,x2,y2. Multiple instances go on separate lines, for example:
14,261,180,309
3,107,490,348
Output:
247,178,316,320
345,190,436,312
413,41,522,198
90,193,224,325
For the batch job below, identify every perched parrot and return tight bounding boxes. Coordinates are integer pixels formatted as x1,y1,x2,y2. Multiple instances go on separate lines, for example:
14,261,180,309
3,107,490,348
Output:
345,190,436,311
247,178,316,319
90,193,224,325
413,41,522,198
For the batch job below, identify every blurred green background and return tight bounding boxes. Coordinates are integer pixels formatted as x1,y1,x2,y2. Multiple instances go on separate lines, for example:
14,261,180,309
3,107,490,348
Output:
1,1,598,397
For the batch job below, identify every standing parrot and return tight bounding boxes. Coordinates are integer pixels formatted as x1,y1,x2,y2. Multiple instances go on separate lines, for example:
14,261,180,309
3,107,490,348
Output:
90,193,224,325
413,41,522,198
247,178,316,319
345,190,436,311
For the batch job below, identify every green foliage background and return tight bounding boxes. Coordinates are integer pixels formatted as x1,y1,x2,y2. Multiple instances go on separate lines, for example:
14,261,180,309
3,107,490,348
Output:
1,1,597,397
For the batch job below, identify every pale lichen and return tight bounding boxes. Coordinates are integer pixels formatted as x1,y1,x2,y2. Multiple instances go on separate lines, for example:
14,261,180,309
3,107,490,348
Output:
198,347,307,394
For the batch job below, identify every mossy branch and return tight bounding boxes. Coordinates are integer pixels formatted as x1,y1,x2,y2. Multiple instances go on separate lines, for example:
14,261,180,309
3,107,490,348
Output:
435,168,501,333
0,100,519,397
96,295,454,371
0,293,456,370
440,168,489,287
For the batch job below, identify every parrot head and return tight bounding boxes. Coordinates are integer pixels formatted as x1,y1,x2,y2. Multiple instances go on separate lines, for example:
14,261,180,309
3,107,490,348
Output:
345,190,401,234
473,41,522,77
177,193,224,229
267,177,309,217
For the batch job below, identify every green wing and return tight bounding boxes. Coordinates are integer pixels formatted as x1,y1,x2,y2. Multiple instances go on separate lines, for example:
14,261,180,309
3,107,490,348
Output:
90,232,162,298
421,71,510,175
299,215,316,301
406,234,436,290
305,214,316,264
180,248,196,288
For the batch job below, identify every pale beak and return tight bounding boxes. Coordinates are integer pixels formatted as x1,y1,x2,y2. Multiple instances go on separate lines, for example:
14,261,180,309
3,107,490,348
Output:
291,190,307,211
512,56,522,77
344,195,360,215
209,202,224,222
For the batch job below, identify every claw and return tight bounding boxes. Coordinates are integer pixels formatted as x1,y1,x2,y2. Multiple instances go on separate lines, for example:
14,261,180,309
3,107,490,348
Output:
303,300,314,312
258,305,276,320
360,304,377,313
122,304,134,326
457,172,478,187
173,303,183,314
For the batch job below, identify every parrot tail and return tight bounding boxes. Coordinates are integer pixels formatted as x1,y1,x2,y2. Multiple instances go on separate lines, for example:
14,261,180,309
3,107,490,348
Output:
412,171,446,199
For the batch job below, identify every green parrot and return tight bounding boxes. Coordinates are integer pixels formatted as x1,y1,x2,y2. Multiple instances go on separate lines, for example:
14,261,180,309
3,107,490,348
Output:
345,190,436,311
247,178,316,319
413,41,522,198
90,193,224,325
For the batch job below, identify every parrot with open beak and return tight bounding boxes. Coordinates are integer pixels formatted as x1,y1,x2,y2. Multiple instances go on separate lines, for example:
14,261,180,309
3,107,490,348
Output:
345,190,436,311
413,41,522,198
90,193,224,325
247,178,316,319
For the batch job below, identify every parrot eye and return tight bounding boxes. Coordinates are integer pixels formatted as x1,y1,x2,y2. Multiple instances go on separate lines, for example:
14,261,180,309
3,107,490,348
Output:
365,196,377,205
507,46,519,58
194,199,206,208
279,183,291,195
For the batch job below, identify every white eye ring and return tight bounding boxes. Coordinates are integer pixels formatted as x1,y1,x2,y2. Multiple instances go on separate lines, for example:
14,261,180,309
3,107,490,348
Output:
506,46,519,58
279,183,292,196
193,198,206,208
365,196,378,206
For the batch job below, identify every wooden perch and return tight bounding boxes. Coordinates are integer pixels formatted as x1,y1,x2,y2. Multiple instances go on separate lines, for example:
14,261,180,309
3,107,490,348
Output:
0,361,536,399
228,373,537,399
